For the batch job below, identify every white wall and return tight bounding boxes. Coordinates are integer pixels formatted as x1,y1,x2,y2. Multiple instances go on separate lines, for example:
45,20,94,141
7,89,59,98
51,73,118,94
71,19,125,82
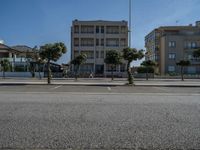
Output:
0,72,44,77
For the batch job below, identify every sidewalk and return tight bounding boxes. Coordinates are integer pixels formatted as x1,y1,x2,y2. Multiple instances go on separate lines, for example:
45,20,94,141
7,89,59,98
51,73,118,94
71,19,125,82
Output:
0,78,200,87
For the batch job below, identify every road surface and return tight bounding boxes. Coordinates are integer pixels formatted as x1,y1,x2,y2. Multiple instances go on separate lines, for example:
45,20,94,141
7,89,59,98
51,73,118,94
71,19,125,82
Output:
0,85,200,149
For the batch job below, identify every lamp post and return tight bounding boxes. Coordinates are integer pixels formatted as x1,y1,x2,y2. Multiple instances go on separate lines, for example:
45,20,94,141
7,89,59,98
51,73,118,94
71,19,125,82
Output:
128,0,132,48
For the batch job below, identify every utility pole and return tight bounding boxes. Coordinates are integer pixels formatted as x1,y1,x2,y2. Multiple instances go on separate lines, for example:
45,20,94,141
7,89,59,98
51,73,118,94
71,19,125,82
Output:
129,0,132,48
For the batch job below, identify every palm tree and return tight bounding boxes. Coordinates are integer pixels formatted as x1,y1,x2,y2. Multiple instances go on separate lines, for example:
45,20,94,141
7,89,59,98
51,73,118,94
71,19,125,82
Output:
71,53,87,80
39,42,67,84
123,48,144,84
176,60,190,81
0,59,10,78
104,50,122,80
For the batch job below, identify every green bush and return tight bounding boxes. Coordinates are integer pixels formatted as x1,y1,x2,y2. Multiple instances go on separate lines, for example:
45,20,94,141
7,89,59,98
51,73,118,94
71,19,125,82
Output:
168,72,178,76
137,67,154,73
14,66,25,72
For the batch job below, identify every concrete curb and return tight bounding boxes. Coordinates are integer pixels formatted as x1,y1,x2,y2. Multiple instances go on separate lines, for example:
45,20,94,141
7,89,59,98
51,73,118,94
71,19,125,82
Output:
134,84,200,87
0,82,126,86
0,82,200,87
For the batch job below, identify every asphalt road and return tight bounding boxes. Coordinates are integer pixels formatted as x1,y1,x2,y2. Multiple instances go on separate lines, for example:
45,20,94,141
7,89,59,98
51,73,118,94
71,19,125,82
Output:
0,85,200,149
0,84,200,93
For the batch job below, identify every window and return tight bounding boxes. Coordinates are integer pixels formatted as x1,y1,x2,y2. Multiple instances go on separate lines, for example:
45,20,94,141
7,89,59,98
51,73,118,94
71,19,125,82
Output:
185,41,197,49
187,54,192,59
81,51,94,59
81,25,94,34
106,26,119,34
101,26,104,33
106,38,119,47
74,25,79,33
120,39,126,47
168,53,176,59
95,65,104,74
191,42,197,48
168,66,175,72
121,26,126,33
169,41,176,48
188,66,196,74
101,39,104,46
100,51,104,58
96,51,99,58
81,38,94,46
80,64,93,72
155,55,159,60
187,42,191,48
106,64,117,72
96,26,99,33
74,51,79,58
120,64,126,72
96,39,99,46
74,38,79,46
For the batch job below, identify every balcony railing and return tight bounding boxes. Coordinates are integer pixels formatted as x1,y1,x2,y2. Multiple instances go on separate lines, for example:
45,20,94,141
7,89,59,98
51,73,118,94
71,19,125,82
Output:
184,47,200,50
0,57,31,62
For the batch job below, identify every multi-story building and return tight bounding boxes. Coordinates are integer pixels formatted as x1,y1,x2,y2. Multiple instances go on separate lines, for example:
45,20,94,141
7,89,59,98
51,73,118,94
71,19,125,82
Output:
71,20,128,77
145,21,200,75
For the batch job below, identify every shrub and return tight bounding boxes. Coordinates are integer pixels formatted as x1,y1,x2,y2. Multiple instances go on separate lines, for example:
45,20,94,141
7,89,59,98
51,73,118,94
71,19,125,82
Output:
137,67,154,74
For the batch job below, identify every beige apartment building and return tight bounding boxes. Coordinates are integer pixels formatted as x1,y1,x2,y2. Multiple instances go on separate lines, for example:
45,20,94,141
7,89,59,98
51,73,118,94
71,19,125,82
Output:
145,21,200,75
71,20,128,77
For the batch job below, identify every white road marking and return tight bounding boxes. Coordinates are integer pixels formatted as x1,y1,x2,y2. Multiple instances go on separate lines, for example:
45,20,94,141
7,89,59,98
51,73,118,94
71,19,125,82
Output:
0,92,200,96
153,87,169,92
50,85,62,90
107,87,111,91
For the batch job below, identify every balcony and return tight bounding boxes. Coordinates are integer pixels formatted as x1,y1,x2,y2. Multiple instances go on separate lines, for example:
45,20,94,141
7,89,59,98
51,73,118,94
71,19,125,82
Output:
184,47,200,50
86,58,94,63
0,57,28,62
189,58,200,65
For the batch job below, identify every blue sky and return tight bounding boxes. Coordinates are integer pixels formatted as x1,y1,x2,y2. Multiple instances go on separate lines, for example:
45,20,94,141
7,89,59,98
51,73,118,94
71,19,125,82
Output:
0,0,200,66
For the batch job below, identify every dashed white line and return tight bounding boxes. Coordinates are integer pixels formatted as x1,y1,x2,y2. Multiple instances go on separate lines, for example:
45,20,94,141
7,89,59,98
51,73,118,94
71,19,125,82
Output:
0,91,200,96
51,85,62,90
107,87,111,91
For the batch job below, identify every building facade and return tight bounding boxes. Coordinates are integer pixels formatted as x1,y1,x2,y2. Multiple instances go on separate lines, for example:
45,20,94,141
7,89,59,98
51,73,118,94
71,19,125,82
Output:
71,20,128,77
145,21,200,75
0,44,35,72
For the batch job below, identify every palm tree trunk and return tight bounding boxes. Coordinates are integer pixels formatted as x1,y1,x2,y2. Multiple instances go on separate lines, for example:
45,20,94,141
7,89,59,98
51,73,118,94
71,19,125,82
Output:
33,63,36,78
127,61,133,84
38,63,41,79
146,67,149,80
3,68,5,79
181,66,184,81
47,60,51,84
111,66,114,81
75,65,78,80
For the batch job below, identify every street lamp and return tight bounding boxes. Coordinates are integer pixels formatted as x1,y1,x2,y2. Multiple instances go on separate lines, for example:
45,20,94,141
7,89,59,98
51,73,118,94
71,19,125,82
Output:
128,0,132,48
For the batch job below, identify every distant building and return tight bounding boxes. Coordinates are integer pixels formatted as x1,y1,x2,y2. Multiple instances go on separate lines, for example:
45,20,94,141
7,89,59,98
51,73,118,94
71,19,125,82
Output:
145,21,200,75
71,20,128,77
0,44,35,72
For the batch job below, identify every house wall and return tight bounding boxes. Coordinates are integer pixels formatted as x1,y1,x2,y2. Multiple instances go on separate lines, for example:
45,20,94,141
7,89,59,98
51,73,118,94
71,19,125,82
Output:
0,72,44,77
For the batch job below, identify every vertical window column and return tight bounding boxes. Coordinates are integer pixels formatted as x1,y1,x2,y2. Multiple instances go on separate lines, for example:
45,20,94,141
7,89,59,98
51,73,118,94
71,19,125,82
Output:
101,26,104,34
96,26,99,33
101,39,104,46
96,39,99,46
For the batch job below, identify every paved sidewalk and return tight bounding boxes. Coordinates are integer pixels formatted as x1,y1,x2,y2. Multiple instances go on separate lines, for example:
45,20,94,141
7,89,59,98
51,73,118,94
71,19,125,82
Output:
0,78,200,87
